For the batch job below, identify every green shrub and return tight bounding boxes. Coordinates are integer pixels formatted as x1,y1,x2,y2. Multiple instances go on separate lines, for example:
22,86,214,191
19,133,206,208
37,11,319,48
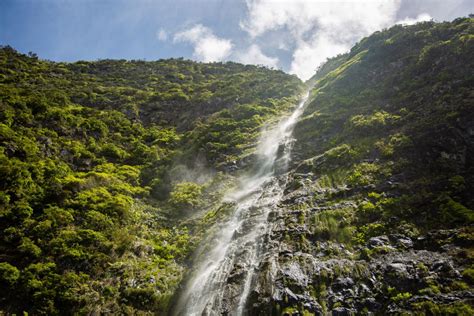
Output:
347,162,380,186
122,287,161,310
322,144,358,167
348,110,400,132
99,143,129,160
438,195,474,225
375,133,412,157
18,237,42,258
312,209,355,243
412,301,474,315
353,223,385,244
462,267,474,284
391,292,412,302
0,262,20,286
169,182,203,209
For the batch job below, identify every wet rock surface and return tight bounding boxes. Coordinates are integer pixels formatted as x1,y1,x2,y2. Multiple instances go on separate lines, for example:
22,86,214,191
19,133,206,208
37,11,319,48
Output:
233,174,474,315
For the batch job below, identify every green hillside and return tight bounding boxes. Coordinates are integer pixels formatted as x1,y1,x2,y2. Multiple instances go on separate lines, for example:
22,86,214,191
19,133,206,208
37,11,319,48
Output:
295,17,473,234
0,47,302,314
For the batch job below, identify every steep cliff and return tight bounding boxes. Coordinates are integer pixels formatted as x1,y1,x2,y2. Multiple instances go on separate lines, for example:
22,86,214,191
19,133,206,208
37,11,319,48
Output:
245,17,474,315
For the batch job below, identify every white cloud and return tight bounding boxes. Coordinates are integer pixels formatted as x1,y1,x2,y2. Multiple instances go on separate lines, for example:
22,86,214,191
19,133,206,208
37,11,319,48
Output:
236,44,279,68
396,13,432,25
157,28,168,41
241,0,403,80
174,24,233,62
291,35,349,82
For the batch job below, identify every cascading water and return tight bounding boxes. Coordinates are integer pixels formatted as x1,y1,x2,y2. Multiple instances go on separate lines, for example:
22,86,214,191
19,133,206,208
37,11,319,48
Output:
173,90,310,316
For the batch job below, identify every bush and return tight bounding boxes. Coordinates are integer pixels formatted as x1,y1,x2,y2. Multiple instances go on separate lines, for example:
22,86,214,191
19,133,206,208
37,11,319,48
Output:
122,287,160,310
168,182,203,210
99,143,129,160
322,144,358,168
347,162,380,186
375,133,412,157
0,262,20,286
412,301,474,315
391,292,412,302
462,267,474,284
312,209,355,243
438,195,474,225
348,110,400,132
18,237,42,258
353,223,385,244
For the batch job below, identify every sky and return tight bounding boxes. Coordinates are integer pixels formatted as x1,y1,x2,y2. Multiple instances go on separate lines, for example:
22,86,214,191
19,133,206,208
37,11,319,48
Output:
1,0,473,80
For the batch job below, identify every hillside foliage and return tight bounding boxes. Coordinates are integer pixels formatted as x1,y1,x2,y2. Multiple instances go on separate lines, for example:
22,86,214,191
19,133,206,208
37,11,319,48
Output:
0,47,302,314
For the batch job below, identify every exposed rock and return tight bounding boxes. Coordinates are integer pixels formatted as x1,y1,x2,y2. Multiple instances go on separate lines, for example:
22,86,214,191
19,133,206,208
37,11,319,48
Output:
368,235,391,248
389,234,414,249
331,307,356,316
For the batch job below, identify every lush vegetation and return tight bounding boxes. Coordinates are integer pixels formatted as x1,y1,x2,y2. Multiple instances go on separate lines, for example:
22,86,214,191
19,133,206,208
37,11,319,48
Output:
2,16,474,315
296,17,474,231
0,46,302,314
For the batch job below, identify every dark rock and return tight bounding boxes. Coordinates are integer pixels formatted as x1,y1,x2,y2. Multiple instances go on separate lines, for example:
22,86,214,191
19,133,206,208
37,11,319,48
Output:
389,234,413,249
332,277,355,291
331,307,355,316
284,287,299,302
360,297,382,311
386,262,409,278
432,260,461,278
368,235,390,248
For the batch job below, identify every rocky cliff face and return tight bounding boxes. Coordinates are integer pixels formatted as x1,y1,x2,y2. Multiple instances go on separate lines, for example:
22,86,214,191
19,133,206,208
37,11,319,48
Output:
203,18,474,315
244,172,473,314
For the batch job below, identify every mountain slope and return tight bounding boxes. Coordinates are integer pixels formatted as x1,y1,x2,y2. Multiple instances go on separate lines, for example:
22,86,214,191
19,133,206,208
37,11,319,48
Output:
245,17,474,314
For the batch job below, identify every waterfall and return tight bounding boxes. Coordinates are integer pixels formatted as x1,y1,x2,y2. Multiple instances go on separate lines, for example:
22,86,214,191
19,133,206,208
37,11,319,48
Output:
173,90,310,316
